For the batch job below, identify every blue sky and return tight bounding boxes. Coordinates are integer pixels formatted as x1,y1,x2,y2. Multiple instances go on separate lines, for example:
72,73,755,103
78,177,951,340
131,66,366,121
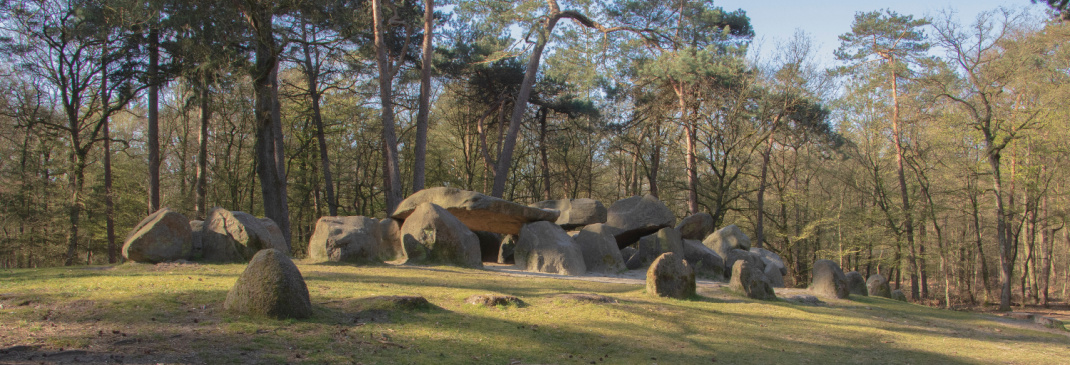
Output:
712,0,1048,67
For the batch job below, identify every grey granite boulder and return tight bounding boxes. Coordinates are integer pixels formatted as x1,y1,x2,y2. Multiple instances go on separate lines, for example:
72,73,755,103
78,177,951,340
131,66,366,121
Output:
570,224,626,273
867,274,891,298
223,249,311,319
307,216,381,263
391,187,558,235
399,202,482,268
810,259,849,299
675,213,714,240
702,225,751,264
605,195,675,248
532,198,607,229
729,260,776,300
646,252,695,299
379,218,404,261
845,271,868,296
515,221,586,275
681,239,724,280
122,208,193,263
626,227,684,270
202,207,284,262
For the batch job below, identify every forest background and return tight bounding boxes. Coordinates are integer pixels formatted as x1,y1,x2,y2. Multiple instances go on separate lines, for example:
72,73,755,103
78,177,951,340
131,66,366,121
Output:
1,0,1069,313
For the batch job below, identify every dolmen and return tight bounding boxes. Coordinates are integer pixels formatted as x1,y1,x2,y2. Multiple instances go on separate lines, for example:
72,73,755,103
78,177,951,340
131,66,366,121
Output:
122,207,289,264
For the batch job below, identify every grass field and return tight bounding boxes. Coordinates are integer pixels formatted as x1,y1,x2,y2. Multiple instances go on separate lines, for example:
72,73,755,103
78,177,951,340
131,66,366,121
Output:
0,261,1067,364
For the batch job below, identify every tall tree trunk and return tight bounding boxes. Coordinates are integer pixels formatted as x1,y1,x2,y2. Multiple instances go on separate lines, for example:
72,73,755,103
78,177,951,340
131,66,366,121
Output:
890,71,919,300
195,78,210,220
251,5,291,252
492,15,560,198
537,107,551,200
412,0,434,192
755,123,777,250
65,153,87,266
300,35,337,216
102,63,116,264
373,0,403,213
148,28,161,214
675,84,698,214
989,149,1013,311
1040,196,1053,306
648,127,661,198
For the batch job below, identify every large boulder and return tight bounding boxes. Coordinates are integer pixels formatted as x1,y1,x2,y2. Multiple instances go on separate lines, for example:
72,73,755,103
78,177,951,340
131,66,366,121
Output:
570,224,626,274
605,195,675,248
750,247,787,287
810,260,850,299
867,274,891,298
201,208,282,262
258,218,289,253
379,218,404,261
307,216,381,263
681,239,724,280
891,289,908,302
474,231,504,263
223,249,311,319
122,208,193,263
399,202,482,268
845,271,868,296
646,252,695,299
626,228,684,270
391,187,559,235
729,260,776,300
532,199,607,229
497,234,517,264
724,249,765,279
702,225,751,262
514,221,586,275
675,213,714,240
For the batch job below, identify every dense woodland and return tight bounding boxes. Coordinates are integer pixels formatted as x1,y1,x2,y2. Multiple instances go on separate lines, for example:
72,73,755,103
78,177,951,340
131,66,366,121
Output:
1,0,1069,312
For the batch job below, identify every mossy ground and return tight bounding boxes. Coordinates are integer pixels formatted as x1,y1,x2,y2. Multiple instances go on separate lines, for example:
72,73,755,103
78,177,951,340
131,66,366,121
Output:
0,261,1067,364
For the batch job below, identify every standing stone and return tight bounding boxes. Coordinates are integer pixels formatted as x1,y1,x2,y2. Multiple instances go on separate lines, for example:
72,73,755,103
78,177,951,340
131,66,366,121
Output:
307,216,382,263
224,249,311,319
379,218,404,261
675,213,714,240
399,202,482,268
729,260,776,300
626,228,684,270
724,248,765,278
646,252,695,299
570,223,626,274
845,271,868,296
532,199,608,229
867,274,892,298
702,225,751,265
750,248,788,276
201,207,280,262
259,218,290,253
474,231,504,263
391,187,559,235
498,234,517,264
810,259,850,299
605,195,675,248
122,208,193,263
891,289,908,302
514,221,586,275
682,239,724,280
763,265,785,288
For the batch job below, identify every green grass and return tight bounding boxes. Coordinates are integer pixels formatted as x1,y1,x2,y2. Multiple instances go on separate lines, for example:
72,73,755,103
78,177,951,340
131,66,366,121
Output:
0,262,1067,364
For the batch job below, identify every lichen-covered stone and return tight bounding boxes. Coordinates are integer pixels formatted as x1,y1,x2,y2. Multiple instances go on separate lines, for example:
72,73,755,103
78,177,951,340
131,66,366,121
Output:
605,195,676,248
307,216,381,263
498,234,517,264
681,239,724,280
646,252,695,299
845,271,868,296
891,289,908,302
729,260,776,300
675,213,714,240
702,225,751,264
750,247,788,276
391,187,558,235
724,248,765,278
399,203,482,268
202,207,283,262
224,249,311,319
810,259,849,299
867,274,892,298
379,218,404,261
514,221,586,275
626,227,684,270
465,294,523,307
532,198,607,229
122,208,192,263
570,224,626,273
